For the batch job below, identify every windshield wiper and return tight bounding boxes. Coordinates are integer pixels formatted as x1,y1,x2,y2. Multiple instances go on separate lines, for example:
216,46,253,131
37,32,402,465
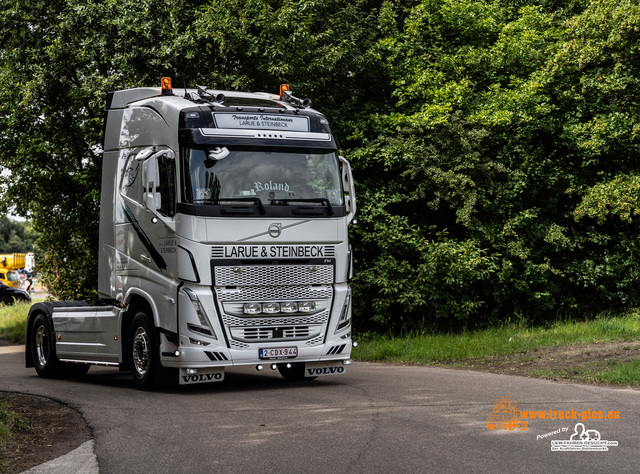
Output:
216,197,266,215
270,198,334,216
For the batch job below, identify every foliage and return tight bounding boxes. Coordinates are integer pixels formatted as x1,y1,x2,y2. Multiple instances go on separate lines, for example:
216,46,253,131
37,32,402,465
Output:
350,0,640,332
0,217,35,254
0,0,210,298
1,0,640,332
574,174,640,225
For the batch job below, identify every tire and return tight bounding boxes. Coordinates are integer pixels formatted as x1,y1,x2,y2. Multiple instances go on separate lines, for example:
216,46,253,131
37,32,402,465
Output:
277,362,315,381
31,313,61,378
128,311,175,390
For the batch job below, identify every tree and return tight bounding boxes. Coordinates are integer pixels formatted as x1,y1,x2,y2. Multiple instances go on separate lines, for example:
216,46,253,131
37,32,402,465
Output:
0,217,36,253
348,0,640,332
2,0,640,333
0,0,210,298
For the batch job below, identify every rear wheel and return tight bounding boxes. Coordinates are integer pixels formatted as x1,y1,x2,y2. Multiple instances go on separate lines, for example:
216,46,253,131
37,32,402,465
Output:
31,313,60,378
30,313,91,378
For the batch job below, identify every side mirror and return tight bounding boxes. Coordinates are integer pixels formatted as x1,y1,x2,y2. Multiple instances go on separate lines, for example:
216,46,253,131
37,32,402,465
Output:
339,155,356,223
142,157,160,211
141,148,175,215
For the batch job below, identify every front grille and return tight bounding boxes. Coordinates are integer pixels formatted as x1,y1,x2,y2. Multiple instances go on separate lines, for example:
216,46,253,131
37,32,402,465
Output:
222,312,329,327
216,285,332,302
214,264,333,286
230,340,250,349
213,261,333,346
229,325,322,342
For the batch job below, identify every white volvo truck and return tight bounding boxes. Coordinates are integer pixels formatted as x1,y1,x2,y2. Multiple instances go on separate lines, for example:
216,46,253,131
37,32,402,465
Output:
26,79,356,389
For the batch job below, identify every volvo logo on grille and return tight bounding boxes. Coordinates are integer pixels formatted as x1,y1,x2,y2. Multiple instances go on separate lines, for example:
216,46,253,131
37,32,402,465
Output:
268,223,282,238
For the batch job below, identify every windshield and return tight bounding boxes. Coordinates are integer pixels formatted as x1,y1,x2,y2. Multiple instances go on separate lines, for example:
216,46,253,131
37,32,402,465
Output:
181,147,343,206
6,271,19,282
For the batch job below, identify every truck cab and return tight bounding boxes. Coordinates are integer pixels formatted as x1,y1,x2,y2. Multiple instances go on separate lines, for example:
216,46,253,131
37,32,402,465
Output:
26,80,356,389
1,253,26,288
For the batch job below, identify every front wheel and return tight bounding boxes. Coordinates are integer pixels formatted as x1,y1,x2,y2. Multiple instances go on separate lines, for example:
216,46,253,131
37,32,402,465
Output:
128,312,175,390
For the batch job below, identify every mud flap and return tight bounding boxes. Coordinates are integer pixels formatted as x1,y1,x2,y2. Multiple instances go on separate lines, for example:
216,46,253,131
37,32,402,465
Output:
179,368,225,385
304,361,347,377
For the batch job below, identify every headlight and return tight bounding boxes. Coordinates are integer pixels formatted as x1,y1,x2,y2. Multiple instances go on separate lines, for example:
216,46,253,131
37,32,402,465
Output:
183,288,217,340
243,303,263,314
335,291,352,333
280,302,299,313
298,301,316,313
242,301,318,315
262,302,281,314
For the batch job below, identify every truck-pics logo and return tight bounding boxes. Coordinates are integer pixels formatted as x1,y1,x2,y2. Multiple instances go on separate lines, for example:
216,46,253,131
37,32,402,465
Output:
486,397,528,431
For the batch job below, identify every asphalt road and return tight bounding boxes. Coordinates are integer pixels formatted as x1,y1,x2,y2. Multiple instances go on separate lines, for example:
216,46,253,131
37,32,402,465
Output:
2,344,639,473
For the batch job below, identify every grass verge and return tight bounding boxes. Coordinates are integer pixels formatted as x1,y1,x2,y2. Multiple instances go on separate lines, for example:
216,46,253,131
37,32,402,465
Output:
354,312,640,362
531,358,640,386
352,310,640,387
593,359,640,385
0,300,37,344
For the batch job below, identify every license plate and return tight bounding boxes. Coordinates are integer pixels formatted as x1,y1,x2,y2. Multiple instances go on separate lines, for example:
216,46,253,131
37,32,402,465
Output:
259,347,298,359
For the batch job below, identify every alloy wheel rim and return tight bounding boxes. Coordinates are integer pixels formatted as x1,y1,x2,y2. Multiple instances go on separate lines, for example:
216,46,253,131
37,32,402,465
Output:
132,327,150,376
35,325,48,366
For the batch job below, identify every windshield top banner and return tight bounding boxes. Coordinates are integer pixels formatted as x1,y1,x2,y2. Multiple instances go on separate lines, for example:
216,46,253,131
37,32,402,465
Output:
213,113,310,132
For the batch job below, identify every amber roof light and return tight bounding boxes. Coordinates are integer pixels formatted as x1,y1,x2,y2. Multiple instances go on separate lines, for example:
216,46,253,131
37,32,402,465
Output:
161,77,173,95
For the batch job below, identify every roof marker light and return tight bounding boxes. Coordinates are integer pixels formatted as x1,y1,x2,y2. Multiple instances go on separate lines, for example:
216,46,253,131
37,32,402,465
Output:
280,84,291,97
161,77,173,95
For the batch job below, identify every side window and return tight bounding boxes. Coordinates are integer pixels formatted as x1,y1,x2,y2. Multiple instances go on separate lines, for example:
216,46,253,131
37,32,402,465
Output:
121,154,144,205
157,155,176,216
